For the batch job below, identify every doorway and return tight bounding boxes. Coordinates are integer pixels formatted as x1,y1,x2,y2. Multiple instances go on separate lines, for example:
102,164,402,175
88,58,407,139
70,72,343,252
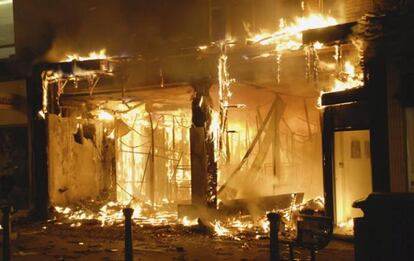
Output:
334,130,372,235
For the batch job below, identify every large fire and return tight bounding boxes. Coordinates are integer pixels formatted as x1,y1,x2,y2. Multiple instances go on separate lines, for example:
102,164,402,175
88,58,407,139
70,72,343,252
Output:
43,7,355,240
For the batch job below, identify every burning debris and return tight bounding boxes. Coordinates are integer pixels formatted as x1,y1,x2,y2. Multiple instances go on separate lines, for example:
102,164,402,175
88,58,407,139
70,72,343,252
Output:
51,195,325,244
64,49,108,62
246,14,337,48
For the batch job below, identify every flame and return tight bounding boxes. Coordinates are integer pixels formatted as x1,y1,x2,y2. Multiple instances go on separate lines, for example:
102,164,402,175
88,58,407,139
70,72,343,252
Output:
217,51,235,161
198,45,208,51
332,61,364,92
247,14,337,51
107,129,115,139
260,219,270,233
318,60,364,108
229,219,253,231
54,196,324,239
64,49,107,62
96,110,114,121
338,218,354,229
181,216,198,227
55,202,145,227
336,218,354,235
211,221,230,236
115,106,192,204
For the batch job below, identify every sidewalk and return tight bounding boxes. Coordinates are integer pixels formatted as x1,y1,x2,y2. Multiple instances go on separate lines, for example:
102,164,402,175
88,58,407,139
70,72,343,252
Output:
1,222,354,260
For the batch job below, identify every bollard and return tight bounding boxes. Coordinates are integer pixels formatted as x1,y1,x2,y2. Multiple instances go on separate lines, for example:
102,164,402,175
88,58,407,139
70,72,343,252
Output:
2,205,12,261
123,207,134,261
267,212,280,261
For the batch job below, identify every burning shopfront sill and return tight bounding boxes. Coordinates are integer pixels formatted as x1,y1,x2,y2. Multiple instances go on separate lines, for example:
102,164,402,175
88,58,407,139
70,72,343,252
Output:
317,59,364,109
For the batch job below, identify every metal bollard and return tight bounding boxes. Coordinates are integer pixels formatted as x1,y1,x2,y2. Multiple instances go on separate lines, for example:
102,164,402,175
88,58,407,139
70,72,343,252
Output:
2,205,12,261
267,212,280,261
123,207,134,261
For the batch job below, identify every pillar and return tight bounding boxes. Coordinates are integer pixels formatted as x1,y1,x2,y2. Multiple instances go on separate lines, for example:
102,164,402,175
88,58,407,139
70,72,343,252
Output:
190,78,217,209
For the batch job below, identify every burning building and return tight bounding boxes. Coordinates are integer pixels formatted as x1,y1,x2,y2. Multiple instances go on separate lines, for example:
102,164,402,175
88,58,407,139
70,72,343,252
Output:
1,0,414,260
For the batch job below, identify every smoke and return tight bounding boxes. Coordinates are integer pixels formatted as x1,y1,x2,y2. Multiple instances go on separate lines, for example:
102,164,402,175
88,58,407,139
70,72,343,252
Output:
13,0,210,63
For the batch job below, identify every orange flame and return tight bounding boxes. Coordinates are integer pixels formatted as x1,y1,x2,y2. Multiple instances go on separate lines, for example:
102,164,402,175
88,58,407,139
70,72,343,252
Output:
247,14,337,52
64,49,107,62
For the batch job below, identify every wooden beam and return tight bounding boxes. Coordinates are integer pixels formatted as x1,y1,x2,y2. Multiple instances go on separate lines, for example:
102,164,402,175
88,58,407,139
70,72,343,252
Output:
321,87,367,106
302,22,357,45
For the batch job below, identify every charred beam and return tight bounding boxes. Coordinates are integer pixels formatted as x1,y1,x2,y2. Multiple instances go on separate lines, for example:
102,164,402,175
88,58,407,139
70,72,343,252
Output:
303,22,357,45
321,87,367,106
330,102,370,130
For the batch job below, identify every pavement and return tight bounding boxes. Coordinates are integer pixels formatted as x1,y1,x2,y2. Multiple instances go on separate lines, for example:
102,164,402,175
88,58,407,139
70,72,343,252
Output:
1,221,354,261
